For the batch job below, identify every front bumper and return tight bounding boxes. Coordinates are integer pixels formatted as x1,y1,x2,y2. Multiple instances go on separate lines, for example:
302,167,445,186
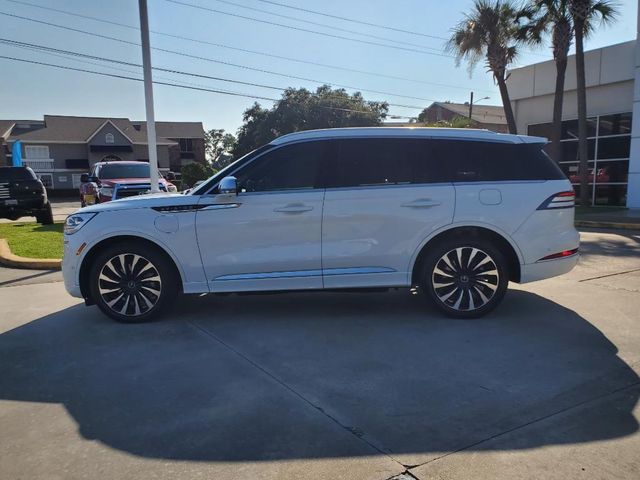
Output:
62,236,84,298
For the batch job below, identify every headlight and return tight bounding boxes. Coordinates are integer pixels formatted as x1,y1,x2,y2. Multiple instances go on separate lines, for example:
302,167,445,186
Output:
99,186,113,197
64,213,97,235
167,184,177,192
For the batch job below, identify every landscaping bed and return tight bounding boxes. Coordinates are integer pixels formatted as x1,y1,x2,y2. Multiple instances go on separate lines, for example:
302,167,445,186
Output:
0,222,64,259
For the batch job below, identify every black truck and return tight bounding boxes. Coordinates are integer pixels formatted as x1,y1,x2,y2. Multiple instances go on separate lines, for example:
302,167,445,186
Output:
0,167,54,224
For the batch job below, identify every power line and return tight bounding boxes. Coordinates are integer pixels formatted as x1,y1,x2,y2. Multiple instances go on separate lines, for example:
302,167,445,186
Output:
0,54,407,117
203,0,446,53
0,37,427,110
2,0,493,92
255,0,449,40
253,0,550,59
0,12,440,106
163,0,451,57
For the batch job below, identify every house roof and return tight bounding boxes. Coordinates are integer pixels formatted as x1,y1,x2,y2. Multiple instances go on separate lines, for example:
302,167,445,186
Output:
1,115,202,144
133,121,205,139
429,102,507,125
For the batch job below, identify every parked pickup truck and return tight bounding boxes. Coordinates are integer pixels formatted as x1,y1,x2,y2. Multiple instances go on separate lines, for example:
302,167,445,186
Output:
0,166,54,224
79,161,177,207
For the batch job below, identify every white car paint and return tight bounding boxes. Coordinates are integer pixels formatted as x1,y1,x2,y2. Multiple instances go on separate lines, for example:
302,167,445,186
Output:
62,127,579,304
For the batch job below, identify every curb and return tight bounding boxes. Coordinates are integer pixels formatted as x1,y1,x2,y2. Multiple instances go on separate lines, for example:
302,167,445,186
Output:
0,239,62,270
575,220,640,231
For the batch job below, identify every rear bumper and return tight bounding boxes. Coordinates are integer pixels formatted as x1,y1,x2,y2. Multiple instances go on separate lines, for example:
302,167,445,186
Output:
519,253,579,283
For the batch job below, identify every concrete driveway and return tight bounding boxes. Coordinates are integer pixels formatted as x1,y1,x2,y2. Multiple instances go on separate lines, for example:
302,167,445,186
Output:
1,230,639,479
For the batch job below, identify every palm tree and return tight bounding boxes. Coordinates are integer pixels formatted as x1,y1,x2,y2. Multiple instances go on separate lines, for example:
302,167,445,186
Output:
523,1,574,163
568,0,617,206
447,0,529,134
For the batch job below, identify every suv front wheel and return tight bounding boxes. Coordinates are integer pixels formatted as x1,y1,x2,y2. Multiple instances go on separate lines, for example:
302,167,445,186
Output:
89,243,178,323
421,238,509,318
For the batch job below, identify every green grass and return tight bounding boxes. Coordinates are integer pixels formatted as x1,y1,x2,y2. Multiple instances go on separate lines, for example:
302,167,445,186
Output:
0,222,64,259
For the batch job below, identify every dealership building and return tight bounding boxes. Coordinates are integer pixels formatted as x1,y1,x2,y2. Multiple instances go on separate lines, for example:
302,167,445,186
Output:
507,38,640,208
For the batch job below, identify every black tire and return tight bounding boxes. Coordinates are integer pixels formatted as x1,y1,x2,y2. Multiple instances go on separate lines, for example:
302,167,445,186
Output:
88,242,178,323
420,237,509,319
36,202,54,225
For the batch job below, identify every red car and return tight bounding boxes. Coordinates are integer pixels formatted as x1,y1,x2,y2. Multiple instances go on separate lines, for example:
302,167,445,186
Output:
79,161,177,207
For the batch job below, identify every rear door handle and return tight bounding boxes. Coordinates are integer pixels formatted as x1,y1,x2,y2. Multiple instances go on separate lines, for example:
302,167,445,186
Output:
402,199,441,208
274,204,314,214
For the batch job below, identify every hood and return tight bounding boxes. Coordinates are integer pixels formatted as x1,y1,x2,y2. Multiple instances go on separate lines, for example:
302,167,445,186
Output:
77,192,191,214
99,178,170,186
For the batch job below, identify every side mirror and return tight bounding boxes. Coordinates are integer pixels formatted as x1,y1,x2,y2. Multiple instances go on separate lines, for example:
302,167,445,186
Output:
218,176,237,195
80,173,89,183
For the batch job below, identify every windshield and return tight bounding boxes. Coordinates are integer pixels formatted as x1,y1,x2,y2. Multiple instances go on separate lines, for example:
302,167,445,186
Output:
0,167,37,181
99,163,161,180
190,145,274,195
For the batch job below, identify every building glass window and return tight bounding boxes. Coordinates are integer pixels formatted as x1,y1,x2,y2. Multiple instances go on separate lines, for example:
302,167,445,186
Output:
24,145,50,159
528,112,632,206
105,133,115,144
179,138,193,152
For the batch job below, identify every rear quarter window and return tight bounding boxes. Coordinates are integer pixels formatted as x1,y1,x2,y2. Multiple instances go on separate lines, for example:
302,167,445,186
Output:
430,140,566,182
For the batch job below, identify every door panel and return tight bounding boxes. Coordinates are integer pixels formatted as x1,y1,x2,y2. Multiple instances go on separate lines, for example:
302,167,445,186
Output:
321,137,454,289
322,184,455,288
197,191,324,292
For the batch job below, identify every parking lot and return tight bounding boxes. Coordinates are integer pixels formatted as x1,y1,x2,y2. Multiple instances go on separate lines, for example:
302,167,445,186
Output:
0,229,639,480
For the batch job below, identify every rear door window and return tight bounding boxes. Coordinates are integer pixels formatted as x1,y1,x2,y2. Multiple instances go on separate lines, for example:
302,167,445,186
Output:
332,138,446,187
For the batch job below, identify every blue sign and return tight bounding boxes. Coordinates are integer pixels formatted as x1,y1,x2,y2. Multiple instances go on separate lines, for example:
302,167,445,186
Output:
12,140,23,167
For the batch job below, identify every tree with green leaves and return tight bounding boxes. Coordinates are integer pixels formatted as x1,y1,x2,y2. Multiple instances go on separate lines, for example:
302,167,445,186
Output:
204,129,237,169
568,0,617,206
181,162,215,189
233,85,388,157
447,0,531,134
522,0,574,163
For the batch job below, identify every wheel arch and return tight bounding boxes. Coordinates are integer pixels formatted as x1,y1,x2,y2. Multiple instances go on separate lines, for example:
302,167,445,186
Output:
410,224,522,285
78,234,184,302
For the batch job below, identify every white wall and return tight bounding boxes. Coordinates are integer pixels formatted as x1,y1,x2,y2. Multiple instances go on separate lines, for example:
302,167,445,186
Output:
512,81,634,134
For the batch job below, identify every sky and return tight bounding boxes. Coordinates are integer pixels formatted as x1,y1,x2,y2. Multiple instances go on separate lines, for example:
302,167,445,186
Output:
0,0,637,135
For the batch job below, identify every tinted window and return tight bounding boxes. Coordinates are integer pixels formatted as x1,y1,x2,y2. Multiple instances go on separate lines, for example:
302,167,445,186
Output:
0,167,37,181
99,163,153,179
430,140,566,182
333,138,444,188
236,141,329,192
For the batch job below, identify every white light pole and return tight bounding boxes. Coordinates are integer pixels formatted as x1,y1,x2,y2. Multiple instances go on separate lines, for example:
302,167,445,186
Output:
138,0,160,193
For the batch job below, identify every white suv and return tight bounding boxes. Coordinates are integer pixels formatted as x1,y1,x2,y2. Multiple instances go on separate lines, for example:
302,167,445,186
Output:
62,128,579,322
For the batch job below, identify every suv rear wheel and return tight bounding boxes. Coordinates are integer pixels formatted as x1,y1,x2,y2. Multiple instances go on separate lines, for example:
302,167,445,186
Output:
421,238,509,318
89,243,178,323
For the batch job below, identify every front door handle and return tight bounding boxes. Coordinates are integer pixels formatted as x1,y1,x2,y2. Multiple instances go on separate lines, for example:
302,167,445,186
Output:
402,199,442,208
274,204,314,214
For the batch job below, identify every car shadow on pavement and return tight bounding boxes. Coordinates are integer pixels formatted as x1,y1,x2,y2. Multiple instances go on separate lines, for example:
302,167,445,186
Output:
0,289,638,464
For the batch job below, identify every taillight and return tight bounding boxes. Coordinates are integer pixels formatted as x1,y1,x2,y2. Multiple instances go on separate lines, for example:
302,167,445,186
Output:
537,191,575,210
538,248,579,261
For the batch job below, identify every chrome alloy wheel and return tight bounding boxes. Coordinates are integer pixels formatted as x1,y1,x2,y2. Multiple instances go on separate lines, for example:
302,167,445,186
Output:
432,247,499,311
98,254,162,317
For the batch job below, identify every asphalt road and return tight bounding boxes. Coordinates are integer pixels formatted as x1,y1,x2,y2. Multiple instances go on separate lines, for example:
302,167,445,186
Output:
1,229,639,480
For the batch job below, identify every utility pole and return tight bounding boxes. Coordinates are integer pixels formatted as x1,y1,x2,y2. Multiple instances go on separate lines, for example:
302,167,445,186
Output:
468,91,474,119
138,0,160,193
